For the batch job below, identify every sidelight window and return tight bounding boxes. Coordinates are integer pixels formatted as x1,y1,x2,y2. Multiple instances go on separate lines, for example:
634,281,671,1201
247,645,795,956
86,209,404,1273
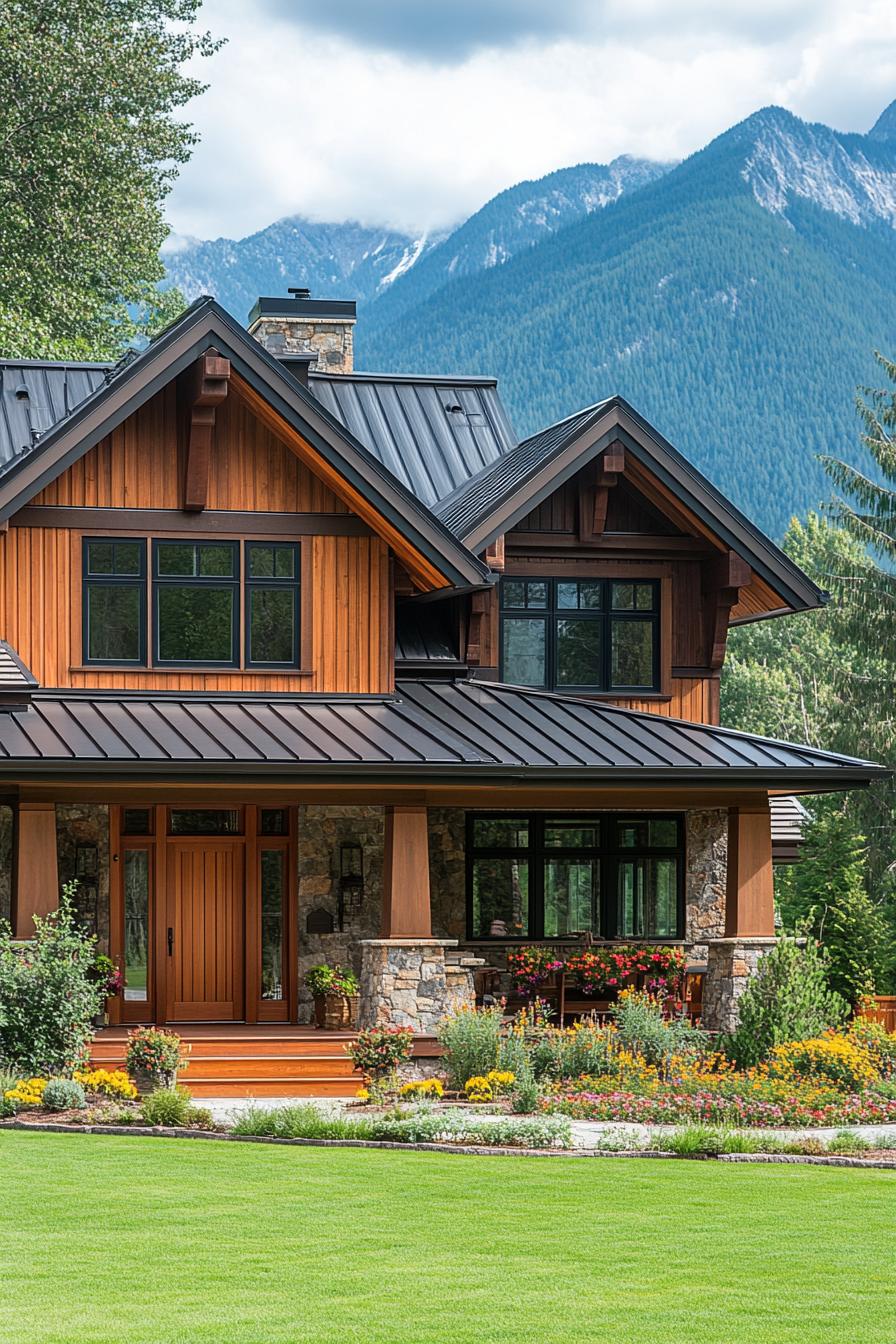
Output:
500,578,660,692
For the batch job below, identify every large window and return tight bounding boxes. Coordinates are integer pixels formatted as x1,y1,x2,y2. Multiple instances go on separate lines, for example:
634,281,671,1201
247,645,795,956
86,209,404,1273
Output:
82,537,301,669
500,578,660,692
467,813,683,940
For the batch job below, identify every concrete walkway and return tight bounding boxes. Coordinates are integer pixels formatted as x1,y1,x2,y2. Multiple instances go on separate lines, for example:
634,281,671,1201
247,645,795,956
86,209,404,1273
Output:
201,1097,896,1147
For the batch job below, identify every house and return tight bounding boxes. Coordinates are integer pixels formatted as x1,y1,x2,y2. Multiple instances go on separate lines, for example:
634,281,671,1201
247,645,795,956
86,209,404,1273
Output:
0,291,883,1087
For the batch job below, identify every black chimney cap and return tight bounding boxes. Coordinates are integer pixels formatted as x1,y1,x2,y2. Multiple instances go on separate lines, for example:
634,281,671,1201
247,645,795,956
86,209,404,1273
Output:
247,294,357,324
288,287,312,300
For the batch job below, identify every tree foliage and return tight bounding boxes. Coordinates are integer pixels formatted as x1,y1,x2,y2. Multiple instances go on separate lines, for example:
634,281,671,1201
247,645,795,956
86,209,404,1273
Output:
0,0,219,359
776,809,887,1006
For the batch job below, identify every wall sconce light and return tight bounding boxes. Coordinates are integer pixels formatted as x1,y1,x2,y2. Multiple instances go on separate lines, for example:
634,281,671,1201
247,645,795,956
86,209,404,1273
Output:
338,842,364,930
73,842,99,933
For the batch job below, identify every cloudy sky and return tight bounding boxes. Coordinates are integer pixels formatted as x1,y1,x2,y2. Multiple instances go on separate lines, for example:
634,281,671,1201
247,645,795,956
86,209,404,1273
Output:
166,0,896,242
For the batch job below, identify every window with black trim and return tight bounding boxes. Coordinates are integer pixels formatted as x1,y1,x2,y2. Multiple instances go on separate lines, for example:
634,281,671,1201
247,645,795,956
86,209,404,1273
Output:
466,813,683,940
499,578,660,692
246,543,300,667
154,540,239,666
81,538,302,670
83,539,147,665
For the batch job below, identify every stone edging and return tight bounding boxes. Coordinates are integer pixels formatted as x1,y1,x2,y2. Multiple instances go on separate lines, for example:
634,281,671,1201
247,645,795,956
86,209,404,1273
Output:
4,1120,896,1167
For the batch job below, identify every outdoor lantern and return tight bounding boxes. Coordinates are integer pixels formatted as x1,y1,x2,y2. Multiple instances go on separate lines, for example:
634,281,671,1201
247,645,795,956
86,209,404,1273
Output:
73,842,99,934
338,842,364,929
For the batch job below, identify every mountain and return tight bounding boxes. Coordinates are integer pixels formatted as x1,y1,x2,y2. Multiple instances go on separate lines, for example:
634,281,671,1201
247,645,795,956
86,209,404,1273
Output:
162,157,670,323
161,219,436,322
361,157,673,331
359,102,896,537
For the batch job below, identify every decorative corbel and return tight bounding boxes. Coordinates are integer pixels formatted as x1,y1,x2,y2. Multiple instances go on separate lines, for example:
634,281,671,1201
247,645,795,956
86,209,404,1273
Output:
705,551,752,669
182,350,231,511
579,444,625,540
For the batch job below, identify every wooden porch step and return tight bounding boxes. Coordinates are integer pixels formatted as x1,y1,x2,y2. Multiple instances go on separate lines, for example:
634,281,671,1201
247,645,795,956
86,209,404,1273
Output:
90,1037,358,1061
185,1078,361,1098
179,1056,358,1081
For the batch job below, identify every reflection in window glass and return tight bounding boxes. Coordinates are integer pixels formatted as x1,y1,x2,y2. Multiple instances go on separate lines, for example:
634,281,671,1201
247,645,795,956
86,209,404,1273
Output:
472,818,529,848
611,619,654,688
544,858,599,937
260,850,286,1000
169,809,241,835
157,586,235,663
556,618,602,686
618,857,678,939
122,808,152,836
544,824,599,847
124,850,149,1002
259,809,288,835
502,617,546,686
249,588,295,664
471,858,529,937
87,586,142,662
556,581,602,610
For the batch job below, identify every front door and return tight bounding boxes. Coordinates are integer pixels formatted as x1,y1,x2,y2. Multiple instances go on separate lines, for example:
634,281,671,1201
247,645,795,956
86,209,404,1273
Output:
166,840,245,1022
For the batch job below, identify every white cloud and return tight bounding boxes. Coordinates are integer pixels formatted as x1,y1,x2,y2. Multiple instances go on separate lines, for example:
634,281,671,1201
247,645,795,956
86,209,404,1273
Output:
166,0,896,240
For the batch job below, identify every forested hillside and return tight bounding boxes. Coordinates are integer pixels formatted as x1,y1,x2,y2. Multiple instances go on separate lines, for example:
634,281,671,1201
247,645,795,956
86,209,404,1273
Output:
360,105,896,537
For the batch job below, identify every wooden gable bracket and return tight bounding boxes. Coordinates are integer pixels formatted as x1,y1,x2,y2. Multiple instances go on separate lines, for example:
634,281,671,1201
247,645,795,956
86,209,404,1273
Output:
182,350,231,511
484,535,505,572
579,444,625,541
705,551,752,669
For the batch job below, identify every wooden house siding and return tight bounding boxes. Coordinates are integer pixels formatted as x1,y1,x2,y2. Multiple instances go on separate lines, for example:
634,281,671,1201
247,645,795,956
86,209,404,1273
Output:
2,385,392,693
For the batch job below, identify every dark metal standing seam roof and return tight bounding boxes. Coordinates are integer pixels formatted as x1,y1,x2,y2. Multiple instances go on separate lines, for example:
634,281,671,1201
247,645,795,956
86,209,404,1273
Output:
0,358,516,511
0,361,109,476
0,680,883,788
435,401,609,537
308,373,515,507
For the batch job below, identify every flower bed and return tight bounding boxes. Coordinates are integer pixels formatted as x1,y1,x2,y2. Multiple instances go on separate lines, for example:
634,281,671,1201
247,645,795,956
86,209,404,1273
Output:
542,1086,896,1128
506,944,686,998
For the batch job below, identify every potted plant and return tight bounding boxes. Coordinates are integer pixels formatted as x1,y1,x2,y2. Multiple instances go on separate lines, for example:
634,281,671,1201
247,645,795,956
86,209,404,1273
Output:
304,964,361,1029
124,1027,187,1093
346,1025,414,1102
87,954,123,1027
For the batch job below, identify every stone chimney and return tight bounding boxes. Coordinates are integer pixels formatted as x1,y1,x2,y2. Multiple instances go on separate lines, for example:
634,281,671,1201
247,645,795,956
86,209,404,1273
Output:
247,288,356,374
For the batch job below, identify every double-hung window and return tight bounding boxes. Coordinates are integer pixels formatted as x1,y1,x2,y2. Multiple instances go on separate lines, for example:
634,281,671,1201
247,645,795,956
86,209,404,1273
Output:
467,813,683,940
500,577,660,692
82,537,302,669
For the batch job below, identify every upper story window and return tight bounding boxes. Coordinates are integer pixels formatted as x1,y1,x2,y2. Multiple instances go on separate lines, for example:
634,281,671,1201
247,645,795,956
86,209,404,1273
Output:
82,538,301,670
499,577,660,693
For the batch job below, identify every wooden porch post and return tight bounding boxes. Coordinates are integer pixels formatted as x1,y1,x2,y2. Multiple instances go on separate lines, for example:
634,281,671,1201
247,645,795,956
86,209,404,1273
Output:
381,805,432,938
725,800,775,937
12,802,59,938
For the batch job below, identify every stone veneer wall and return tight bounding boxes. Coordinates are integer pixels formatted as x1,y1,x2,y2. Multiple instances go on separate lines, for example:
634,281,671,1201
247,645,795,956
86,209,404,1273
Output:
296,804,384,1024
248,316,355,372
56,804,111,950
0,805,12,927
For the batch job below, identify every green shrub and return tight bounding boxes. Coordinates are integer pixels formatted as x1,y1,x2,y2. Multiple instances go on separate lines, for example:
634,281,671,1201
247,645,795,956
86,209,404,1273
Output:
231,1104,375,1141
724,938,849,1069
437,1004,503,1091
140,1086,211,1129
826,1129,872,1155
611,991,707,1073
510,1074,540,1114
84,1102,136,1126
372,1111,572,1149
650,1126,726,1156
0,887,105,1075
0,1069,20,1118
552,1021,614,1080
42,1078,86,1111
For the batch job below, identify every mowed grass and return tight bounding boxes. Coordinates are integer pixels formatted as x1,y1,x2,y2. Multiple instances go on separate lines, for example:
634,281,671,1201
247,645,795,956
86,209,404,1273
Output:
2,1132,895,1344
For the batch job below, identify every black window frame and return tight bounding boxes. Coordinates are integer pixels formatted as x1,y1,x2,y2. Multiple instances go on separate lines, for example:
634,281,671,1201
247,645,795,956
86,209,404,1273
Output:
151,539,241,668
499,577,661,693
244,541,301,669
465,811,685,942
82,537,148,667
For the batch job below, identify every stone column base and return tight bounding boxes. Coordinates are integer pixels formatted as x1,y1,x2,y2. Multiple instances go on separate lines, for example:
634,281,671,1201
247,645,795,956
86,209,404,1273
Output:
702,937,777,1033
359,938,475,1033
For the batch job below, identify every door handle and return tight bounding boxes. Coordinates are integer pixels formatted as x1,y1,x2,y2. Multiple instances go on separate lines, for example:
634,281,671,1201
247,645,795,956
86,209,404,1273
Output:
167,927,174,957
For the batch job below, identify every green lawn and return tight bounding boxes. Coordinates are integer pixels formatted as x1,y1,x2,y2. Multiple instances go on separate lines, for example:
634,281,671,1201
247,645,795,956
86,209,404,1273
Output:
2,1132,895,1344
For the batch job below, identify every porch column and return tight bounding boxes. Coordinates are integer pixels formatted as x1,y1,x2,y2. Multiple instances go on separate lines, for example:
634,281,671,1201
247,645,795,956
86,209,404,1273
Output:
380,805,432,938
12,802,59,938
724,800,774,937
703,799,776,1032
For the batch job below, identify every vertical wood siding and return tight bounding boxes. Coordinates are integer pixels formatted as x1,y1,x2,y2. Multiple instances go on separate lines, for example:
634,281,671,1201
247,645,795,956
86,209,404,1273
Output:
3,386,391,692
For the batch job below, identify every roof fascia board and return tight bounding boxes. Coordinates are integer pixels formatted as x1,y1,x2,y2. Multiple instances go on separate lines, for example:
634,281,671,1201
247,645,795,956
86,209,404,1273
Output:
465,398,823,614
0,302,488,590
463,409,619,551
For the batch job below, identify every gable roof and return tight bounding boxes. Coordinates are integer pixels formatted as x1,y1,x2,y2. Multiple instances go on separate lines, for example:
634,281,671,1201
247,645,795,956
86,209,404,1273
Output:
0,298,489,592
0,679,882,789
435,396,826,618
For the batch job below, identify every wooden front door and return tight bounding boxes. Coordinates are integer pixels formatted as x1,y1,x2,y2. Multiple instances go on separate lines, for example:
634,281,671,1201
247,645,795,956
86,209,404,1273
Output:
166,840,245,1022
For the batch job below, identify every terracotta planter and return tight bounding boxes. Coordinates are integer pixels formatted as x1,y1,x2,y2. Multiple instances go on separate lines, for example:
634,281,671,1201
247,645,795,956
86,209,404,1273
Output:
315,992,360,1030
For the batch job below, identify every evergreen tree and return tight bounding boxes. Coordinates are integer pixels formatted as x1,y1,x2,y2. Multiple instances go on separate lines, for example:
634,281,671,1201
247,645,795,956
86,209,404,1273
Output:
777,808,886,1006
0,1,220,358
